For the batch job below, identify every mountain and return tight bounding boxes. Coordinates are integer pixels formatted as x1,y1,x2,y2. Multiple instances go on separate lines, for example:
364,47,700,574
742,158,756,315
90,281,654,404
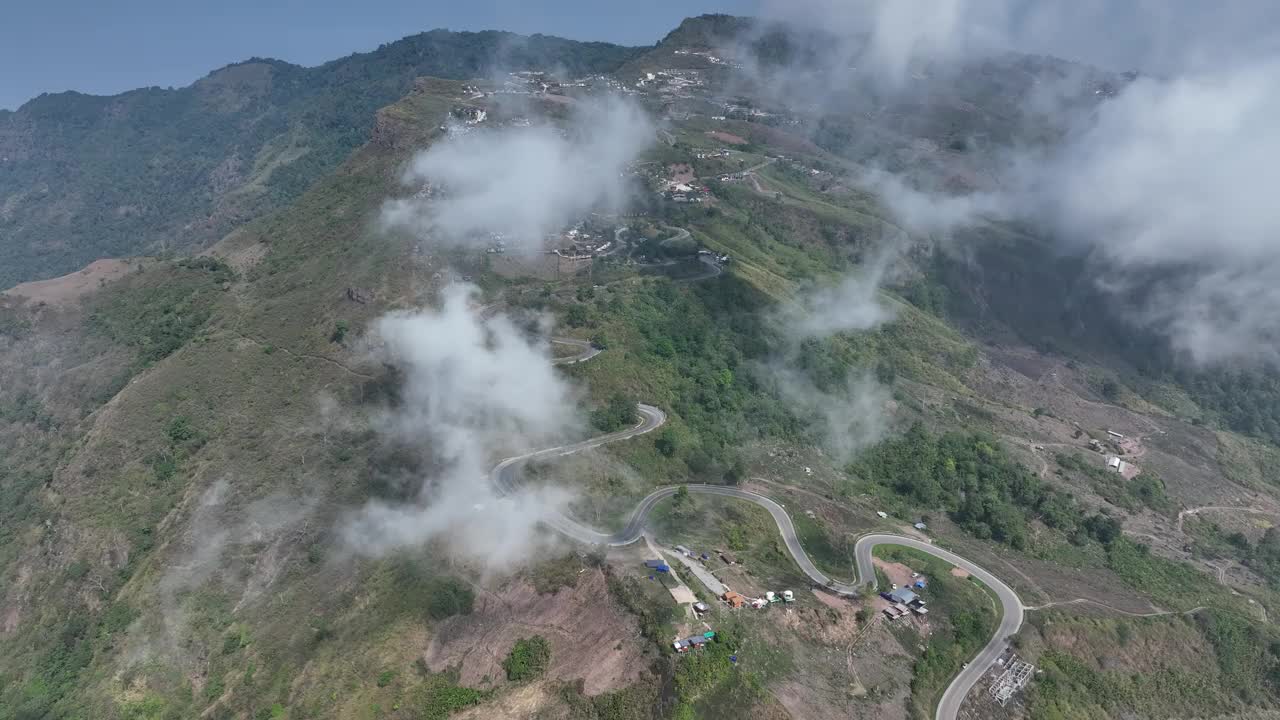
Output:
0,30,643,290
3,13,1280,720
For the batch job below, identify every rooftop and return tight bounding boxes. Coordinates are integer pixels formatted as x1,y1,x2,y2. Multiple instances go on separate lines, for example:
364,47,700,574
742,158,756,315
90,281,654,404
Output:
889,587,918,604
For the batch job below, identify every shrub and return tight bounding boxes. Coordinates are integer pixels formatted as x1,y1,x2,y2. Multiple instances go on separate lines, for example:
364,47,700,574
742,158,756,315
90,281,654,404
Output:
503,636,551,682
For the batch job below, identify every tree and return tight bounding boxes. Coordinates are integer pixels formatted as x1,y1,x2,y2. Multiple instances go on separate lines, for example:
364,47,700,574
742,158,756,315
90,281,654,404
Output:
724,457,747,486
655,427,678,457
671,485,696,519
566,304,590,328
503,636,551,681
330,320,349,344
592,393,637,432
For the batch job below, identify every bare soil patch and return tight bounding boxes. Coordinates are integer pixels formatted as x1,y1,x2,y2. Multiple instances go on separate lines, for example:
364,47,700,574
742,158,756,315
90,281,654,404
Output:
423,569,647,696
668,163,695,184
873,558,914,588
950,567,971,579
706,130,747,145
3,258,136,306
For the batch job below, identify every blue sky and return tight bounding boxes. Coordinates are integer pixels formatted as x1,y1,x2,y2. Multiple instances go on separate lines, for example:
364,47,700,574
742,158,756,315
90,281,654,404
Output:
0,0,752,110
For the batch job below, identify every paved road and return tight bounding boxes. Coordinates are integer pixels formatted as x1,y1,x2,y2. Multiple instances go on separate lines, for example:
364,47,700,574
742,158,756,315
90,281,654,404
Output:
856,534,1023,720
496,359,1022,718
549,337,601,365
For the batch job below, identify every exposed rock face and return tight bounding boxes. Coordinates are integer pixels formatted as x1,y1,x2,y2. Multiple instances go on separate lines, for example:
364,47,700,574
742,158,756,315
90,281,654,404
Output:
345,286,375,304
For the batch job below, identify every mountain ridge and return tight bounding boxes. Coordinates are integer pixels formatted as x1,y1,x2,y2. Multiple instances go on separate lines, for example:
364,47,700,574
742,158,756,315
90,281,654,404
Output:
0,28,643,290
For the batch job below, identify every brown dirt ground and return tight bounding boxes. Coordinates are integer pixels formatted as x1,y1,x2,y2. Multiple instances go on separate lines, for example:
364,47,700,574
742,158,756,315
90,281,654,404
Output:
454,682,555,719
950,567,970,579
422,568,647,696
873,558,914,588
706,130,747,145
774,616,914,720
668,163,695,184
2,258,136,306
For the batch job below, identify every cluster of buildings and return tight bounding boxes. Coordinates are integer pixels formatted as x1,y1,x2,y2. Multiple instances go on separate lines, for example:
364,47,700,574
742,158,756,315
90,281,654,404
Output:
881,585,929,621
671,48,743,69
664,182,708,204
635,70,705,99
721,588,794,610
1085,429,1142,478
550,224,614,258
673,631,716,653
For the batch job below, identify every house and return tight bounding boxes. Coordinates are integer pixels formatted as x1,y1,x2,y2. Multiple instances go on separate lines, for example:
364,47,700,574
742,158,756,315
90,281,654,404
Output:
883,605,904,619
1107,456,1130,474
1107,430,1125,439
782,590,795,602
687,635,709,649
914,522,928,531
911,605,930,616
719,551,738,565
693,602,710,614
876,511,889,519
722,591,746,608
673,639,689,653
644,559,670,573
888,587,918,605
675,545,692,557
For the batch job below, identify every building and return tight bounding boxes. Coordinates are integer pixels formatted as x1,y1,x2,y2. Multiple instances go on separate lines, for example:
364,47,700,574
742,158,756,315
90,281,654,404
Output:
887,587,918,605
693,602,710,614
644,559,670,573
719,551,738,565
1107,456,1130,474
722,591,746,608
674,633,713,653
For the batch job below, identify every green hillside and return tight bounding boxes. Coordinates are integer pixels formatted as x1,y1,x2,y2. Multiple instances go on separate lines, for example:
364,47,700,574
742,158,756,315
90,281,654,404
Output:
0,30,642,289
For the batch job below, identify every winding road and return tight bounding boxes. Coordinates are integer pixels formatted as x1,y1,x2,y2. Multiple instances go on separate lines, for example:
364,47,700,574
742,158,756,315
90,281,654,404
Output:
491,399,1023,720
549,337,602,365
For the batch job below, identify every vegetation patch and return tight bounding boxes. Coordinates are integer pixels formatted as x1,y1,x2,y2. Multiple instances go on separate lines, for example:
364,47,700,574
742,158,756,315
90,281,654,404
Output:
503,635,552,682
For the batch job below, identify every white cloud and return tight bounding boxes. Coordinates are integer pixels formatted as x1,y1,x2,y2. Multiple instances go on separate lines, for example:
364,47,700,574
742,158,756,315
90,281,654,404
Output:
381,96,653,251
341,283,581,570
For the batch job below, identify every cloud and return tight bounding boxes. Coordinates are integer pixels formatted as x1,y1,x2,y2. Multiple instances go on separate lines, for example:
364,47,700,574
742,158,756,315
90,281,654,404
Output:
859,169,1006,238
765,2,1280,364
380,96,653,251
132,478,313,663
766,243,899,461
340,282,581,570
1029,61,1280,363
772,368,891,464
776,250,897,339
756,0,1280,79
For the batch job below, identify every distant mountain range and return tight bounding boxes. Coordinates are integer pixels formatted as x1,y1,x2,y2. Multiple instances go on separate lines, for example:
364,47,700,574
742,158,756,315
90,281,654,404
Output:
0,30,643,289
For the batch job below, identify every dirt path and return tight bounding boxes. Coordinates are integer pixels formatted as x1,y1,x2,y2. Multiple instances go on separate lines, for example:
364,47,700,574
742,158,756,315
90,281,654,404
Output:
235,332,374,380
1176,505,1278,532
1024,598,1207,618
